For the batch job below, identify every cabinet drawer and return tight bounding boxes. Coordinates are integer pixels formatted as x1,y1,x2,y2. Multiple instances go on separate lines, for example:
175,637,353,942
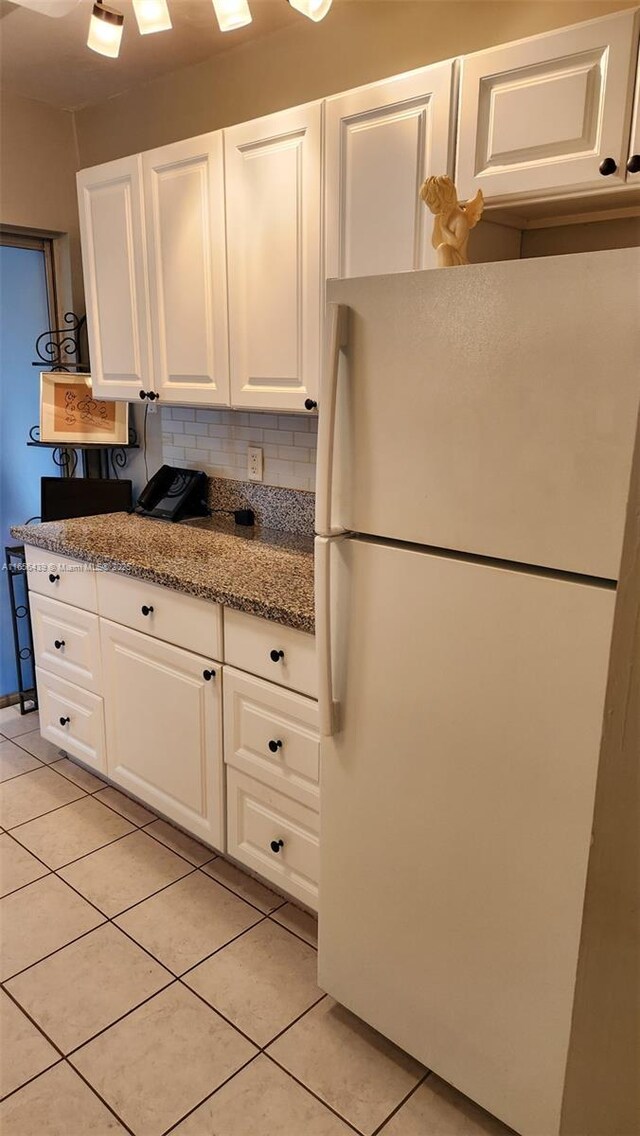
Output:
227,769,319,910
224,667,319,809
224,609,317,698
25,547,97,613
31,593,102,695
36,666,106,773
97,571,222,659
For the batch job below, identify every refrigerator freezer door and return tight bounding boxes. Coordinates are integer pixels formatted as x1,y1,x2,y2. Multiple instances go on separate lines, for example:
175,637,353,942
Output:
318,536,615,1136
325,249,640,579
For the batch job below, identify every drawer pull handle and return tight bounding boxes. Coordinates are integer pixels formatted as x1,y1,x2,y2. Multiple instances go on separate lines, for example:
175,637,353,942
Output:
141,605,154,616
49,573,60,583
270,838,284,854
59,716,70,726
268,739,283,753
203,668,216,681
54,640,65,650
598,156,618,176
270,649,284,663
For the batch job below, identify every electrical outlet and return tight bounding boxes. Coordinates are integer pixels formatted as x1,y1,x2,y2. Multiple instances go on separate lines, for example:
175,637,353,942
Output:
247,446,263,482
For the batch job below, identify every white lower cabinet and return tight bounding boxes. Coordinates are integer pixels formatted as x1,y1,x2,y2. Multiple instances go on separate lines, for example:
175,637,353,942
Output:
37,666,106,773
227,768,319,910
26,555,319,903
100,619,224,848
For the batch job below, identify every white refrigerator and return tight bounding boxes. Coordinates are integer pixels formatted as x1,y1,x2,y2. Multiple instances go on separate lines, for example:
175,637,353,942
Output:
315,249,640,1136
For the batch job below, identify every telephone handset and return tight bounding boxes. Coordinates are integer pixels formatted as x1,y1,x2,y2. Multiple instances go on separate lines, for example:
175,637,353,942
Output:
136,465,209,522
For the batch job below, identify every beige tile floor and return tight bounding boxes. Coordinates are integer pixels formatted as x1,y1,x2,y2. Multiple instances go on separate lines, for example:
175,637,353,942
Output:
0,703,514,1136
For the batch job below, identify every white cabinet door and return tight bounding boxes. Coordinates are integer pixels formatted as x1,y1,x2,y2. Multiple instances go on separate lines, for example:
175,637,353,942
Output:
77,155,152,400
225,103,322,411
101,619,223,848
456,9,640,203
325,62,455,278
626,41,640,180
143,134,230,406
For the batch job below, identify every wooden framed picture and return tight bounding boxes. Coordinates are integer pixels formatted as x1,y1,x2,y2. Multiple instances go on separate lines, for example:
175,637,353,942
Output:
39,372,128,445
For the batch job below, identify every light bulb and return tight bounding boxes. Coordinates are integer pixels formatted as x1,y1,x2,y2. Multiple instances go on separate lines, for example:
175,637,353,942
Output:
211,0,251,33
87,2,124,57
132,0,171,34
288,0,332,20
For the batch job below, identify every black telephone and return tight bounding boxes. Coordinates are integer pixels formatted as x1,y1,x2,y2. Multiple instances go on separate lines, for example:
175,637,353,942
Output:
136,465,209,522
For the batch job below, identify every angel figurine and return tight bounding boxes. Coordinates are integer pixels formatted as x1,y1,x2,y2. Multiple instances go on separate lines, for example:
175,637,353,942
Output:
419,175,484,267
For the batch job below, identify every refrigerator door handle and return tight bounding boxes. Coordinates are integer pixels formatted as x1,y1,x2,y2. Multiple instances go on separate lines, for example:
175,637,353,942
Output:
315,535,344,737
316,303,349,537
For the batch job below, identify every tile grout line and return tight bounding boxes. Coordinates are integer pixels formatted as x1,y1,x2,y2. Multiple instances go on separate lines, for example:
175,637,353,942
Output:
160,1052,263,1136
370,1069,433,1136
62,1057,138,1136
263,1051,366,1136
0,1054,65,1105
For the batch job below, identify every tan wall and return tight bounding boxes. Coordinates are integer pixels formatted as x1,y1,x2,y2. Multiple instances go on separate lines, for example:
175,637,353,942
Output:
0,89,82,308
74,0,638,167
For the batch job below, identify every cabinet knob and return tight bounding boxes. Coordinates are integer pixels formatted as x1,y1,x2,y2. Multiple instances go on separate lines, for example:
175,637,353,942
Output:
627,154,640,174
48,573,60,584
59,716,70,726
54,640,65,650
139,389,147,400
304,398,317,411
141,605,154,616
148,391,159,401
268,739,283,753
270,838,284,854
203,668,216,681
270,649,284,663
598,157,618,176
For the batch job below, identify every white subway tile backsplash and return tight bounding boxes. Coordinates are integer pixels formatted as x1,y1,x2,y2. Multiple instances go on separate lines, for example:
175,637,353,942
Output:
161,406,317,492
265,429,293,445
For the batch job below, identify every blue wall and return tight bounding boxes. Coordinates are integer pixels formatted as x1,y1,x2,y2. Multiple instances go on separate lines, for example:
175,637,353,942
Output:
0,245,55,697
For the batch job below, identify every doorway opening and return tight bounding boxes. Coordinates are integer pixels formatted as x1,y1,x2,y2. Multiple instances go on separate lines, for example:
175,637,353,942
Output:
0,233,57,702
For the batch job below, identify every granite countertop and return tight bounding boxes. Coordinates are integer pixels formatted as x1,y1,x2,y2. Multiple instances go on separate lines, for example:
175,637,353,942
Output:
11,512,316,634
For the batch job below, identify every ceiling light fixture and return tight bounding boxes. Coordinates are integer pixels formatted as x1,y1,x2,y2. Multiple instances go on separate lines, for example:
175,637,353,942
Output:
211,0,252,33
132,0,172,35
288,0,332,21
87,1,124,57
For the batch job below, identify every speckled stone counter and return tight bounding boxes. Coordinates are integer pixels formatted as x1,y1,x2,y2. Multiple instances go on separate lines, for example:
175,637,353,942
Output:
11,512,315,634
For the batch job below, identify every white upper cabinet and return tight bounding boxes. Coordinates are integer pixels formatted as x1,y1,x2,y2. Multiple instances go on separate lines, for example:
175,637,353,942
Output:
456,9,640,203
143,134,230,406
77,155,153,401
325,61,456,278
627,39,640,179
224,103,322,412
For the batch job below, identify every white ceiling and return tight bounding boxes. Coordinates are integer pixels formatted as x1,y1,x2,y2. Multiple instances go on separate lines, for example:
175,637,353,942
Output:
0,0,302,110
